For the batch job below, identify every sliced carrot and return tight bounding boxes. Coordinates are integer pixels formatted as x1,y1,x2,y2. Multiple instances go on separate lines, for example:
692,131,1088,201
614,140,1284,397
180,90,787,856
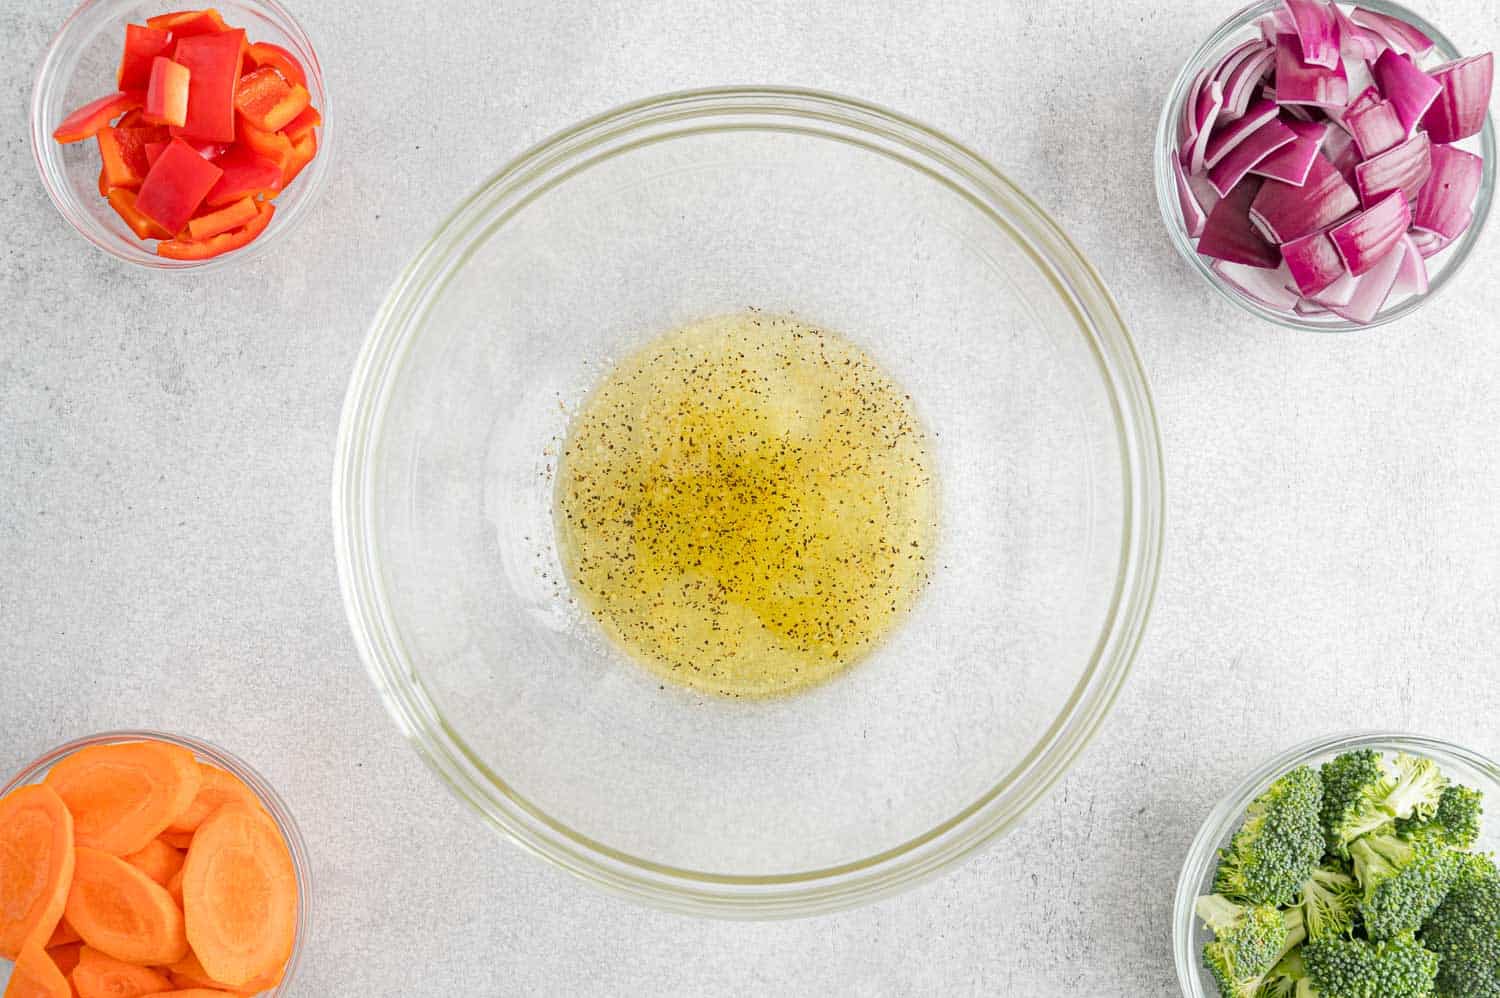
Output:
168,765,265,834
69,946,173,998
4,943,71,998
44,941,83,978
44,742,202,856
64,848,188,966
141,991,235,997
44,918,80,950
166,951,280,994
157,831,195,851
181,806,294,987
164,868,184,907
0,785,75,960
122,839,185,888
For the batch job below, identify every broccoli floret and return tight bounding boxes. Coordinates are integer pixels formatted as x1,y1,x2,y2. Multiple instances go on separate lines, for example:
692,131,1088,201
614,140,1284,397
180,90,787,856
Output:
1199,899,1305,998
1399,785,1484,851
1302,933,1440,998
1383,754,1451,826
1302,867,1361,941
1260,949,1313,998
1323,752,1450,857
1422,854,1500,998
1350,831,1458,941
1216,766,1326,906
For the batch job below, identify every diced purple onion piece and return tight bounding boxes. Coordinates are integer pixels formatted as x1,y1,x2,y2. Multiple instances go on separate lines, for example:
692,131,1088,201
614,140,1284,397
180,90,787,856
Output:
1181,82,1227,175
1276,35,1350,107
1422,53,1495,144
1350,7,1434,59
1328,235,1407,322
1214,260,1301,311
1311,267,1360,307
1182,67,1211,141
1413,142,1484,240
1250,134,1325,185
1284,0,1341,70
1329,190,1411,275
1281,229,1346,295
1204,99,1281,168
1173,155,1208,238
1210,40,1272,124
1372,48,1442,134
1354,131,1432,206
1335,5,1386,62
1260,8,1297,45
1222,47,1280,120
1392,233,1429,297
1285,118,1331,145
1209,118,1299,195
1407,228,1452,258
1346,85,1382,116
1343,99,1405,157
1200,178,1283,269
1249,154,1361,243
1294,299,1332,316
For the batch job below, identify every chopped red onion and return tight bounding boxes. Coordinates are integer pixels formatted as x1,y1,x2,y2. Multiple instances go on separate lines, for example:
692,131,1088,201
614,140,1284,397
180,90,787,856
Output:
1205,99,1282,168
1285,0,1342,70
1200,178,1283,268
1276,36,1350,107
1392,233,1429,296
1354,130,1432,205
1343,98,1405,157
1250,133,1325,185
1173,155,1208,238
1281,229,1347,295
1412,142,1483,240
1329,190,1411,275
1335,6,1386,62
1181,82,1226,175
1285,118,1331,145
1222,47,1280,120
1422,53,1495,144
1407,228,1451,257
1210,118,1299,195
1350,8,1434,59
1260,9,1297,45
1213,260,1302,310
1328,234,1407,322
1249,154,1361,243
1372,49,1442,133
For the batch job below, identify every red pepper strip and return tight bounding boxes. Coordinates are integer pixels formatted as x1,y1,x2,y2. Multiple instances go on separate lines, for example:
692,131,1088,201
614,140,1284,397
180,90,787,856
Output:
237,115,293,172
282,104,320,144
234,67,310,132
158,200,274,260
204,145,283,207
98,166,109,197
145,9,227,36
107,188,172,240
282,130,317,187
53,91,143,144
244,42,306,88
144,141,169,169
171,28,244,143
117,24,172,90
187,196,258,240
145,56,191,127
117,125,171,178
98,128,141,189
135,137,224,235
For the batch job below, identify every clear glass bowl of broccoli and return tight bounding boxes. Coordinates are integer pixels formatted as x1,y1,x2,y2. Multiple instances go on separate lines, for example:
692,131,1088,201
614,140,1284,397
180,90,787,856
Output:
1173,733,1500,998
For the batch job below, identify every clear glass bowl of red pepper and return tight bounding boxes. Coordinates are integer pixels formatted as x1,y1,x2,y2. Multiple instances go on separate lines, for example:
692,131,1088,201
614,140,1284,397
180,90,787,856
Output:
30,1,331,271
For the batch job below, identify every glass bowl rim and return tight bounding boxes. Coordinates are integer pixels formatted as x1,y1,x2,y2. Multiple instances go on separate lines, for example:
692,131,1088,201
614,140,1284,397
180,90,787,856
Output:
332,85,1166,918
0,728,312,995
28,0,335,274
1152,0,1497,333
1171,729,1500,996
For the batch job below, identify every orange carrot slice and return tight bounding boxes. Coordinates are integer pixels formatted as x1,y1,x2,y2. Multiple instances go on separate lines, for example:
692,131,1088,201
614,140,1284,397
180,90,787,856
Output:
141,991,235,997
157,831,195,851
44,917,80,950
44,742,201,856
181,806,294,987
64,848,188,966
166,765,263,836
167,951,281,994
163,867,184,907
4,943,71,998
70,946,173,998
0,785,75,960
44,941,83,978
122,838,185,887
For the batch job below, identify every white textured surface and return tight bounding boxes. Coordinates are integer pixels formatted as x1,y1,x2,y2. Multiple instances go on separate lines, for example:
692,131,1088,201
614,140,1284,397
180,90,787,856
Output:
2,0,1498,994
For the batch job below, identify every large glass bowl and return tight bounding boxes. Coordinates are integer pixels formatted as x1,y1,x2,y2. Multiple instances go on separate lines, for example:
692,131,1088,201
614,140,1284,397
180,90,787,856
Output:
1154,0,1496,331
334,87,1164,917
1173,731,1500,996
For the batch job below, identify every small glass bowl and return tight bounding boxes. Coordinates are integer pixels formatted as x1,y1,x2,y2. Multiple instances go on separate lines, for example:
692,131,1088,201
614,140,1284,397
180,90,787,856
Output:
1154,0,1496,331
0,730,311,996
1173,731,1500,996
29,0,332,272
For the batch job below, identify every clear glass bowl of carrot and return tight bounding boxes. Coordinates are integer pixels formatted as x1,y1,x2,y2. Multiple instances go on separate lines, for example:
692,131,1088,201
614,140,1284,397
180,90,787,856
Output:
0,731,310,997
30,1,332,271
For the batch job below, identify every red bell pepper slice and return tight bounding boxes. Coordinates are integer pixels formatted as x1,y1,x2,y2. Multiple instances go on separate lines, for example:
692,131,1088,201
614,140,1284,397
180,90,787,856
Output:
145,9,228,36
236,115,294,171
187,196,259,240
117,24,172,90
53,91,143,144
135,137,224,235
203,145,284,207
98,126,161,190
158,200,275,260
107,188,172,240
171,28,245,143
244,42,307,89
282,104,320,144
145,56,191,127
97,166,109,197
144,141,169,169
282,130,318,187
234,67,310,132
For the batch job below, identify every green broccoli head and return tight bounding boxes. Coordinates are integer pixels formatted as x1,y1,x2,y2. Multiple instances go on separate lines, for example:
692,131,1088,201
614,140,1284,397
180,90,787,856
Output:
1216,766,1325,906
1422,854,1500,998
1383,754,1450,826
1323,750,1394,854
1259,949,1310,998
1399,784,1485,851
1350,831,1458,941
1302,867,1361,941
1302,933,1440,998
1197,895,1303,995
